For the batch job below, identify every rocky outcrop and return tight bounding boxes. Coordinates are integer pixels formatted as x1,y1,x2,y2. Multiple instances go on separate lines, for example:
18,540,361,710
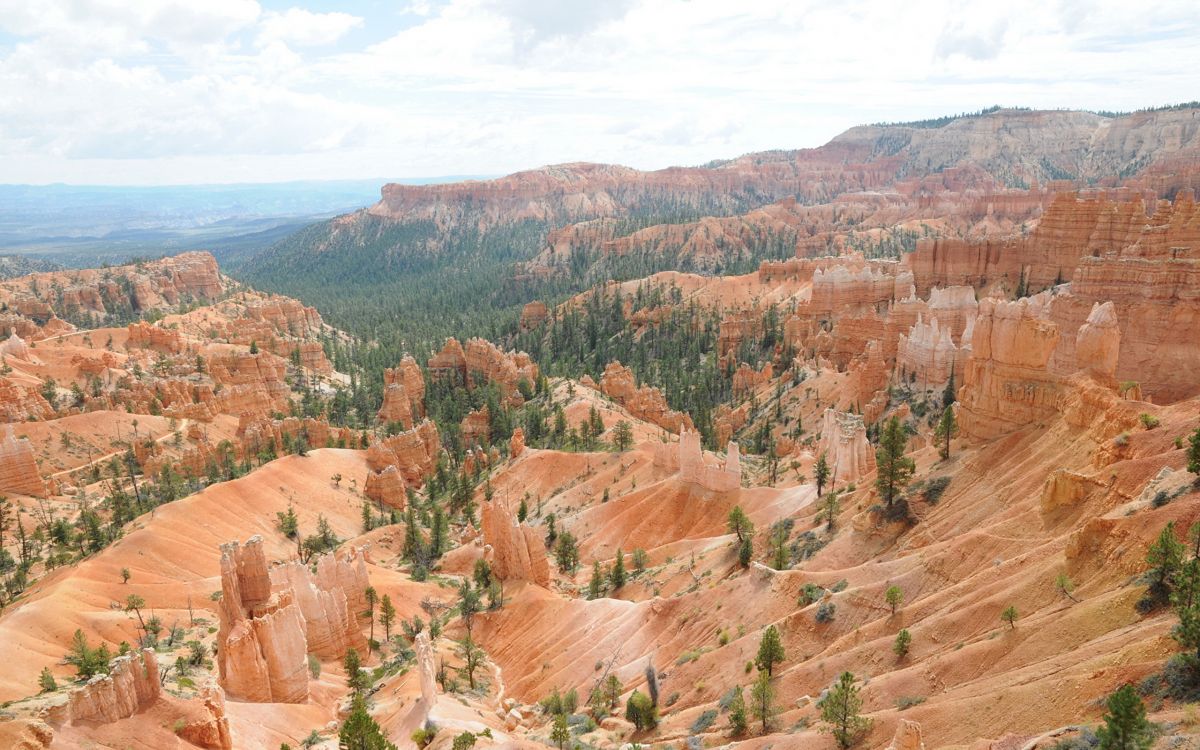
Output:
216,537,308,703
519,301,549,331
956,297,1062,440
378,356,426,428
67,649,160,724
886,719,926,750
0,332,36,361
895,314,972,391
653,429,741,493
1073,301,1120,383
126,321,184,353
364,466,407,510
0,425,48,497
509,427,526,458
410,629,438,725
428,337,538,406
461,406,491,448
481,499,551,587
177,683,234,750
209,351,292,419
816,409,876,485
270,547,369,659
0,378,53,422
598,361,693,434
366,419,440,487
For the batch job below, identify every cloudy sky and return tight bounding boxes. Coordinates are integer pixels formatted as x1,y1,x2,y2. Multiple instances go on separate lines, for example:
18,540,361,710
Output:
1,0,1197,185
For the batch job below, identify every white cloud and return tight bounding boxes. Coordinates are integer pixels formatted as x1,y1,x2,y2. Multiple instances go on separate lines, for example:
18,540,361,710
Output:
258,8,363,47
0,0,1198,184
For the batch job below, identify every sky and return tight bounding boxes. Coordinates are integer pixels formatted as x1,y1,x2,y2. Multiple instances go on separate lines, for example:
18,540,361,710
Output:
0,0,1198,185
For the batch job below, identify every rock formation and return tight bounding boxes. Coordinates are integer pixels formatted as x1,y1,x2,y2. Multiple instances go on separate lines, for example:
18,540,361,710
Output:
509,427,526,458
461,406,491,447
653,429,741,493
66,649,161,724
126,321,184,353
816,409,876,485
270,547,369,659
956,297,1062,440
0,425,48,497
364,465,407,510
1073,301,1120,383
177,683,234,750
895,314,971,391
519,300,549,331
886,719,926,750
217,537,309,703
428,337,538,406
598,361,693,434
0,378,54,422
409,629,438,726
365,419,440,487
378,355,426,428
481,499,551,587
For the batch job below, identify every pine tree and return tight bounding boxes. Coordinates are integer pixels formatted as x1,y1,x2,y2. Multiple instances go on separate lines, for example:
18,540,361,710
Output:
755,625,785,676
338,692,397,750
38,666,57,692
380,595,396,640
749,671,776,735
1189,426,1200,475
727,505,754,543
875,416,915,512
517,495,529,523
893,629,911,659
885,585,903,614
727,685,748,736
1096,685,1154,750
344,647,367,693
820,490,840,530
613,420,634,451
588,561,604,600
935,406,957,460
818,671,870,748
738,536,753,568
815,452,830,498
1001,605,1019,629
550,712,570,749
364,587,378,647
610,548,626,590
1148,522,1186,593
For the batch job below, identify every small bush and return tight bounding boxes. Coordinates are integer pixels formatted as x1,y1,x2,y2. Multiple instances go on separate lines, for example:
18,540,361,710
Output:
1113,432,1129,447
831,579,849,593
1140,654,1200,702
1047,727,1099,750
690,708,719,734
799,583,824,606
815,601,837,623
923,476,951,504
1139,413,1160,429
895,695,925,710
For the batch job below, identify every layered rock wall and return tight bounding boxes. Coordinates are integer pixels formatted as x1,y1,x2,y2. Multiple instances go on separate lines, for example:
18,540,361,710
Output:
66,649,161,724
481,499,551,587
0,425,48,497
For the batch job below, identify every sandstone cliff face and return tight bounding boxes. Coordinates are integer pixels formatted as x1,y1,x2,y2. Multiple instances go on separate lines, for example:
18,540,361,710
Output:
956,297,1062,440
270,547,369,659
66,649,160,724
598,361,693,434
364,466,406,510
126,321,185,353
461,406,491,448
0,425,48,497
378,355,426,428
895,314,972,391
816,409,876,485
209,351,291,419
481,499,551,587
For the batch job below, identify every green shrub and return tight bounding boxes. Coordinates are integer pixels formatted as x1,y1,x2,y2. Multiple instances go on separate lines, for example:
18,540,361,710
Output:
815,602,837,623
690,708,719,734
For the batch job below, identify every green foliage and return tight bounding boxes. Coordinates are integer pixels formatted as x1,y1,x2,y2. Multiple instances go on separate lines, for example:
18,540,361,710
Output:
749,670,777,734
935,406,956,459
339,692,397,750
1001,605,1019,629
38,666,57,692
344,648,368,693
875,416,915,515
452,732,477,750
1189,427,1200,475
612,420,634,451
554,532,580,575
625,690,657,731
815,452,830,497
755,625,785,676
1096,685,1154,750
893,629,912,659
726,505,753,543
885,585,903,614
610,548,626,590
65,629,111,679
550,713,570,749
727,685,747,736
818,671,871,748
